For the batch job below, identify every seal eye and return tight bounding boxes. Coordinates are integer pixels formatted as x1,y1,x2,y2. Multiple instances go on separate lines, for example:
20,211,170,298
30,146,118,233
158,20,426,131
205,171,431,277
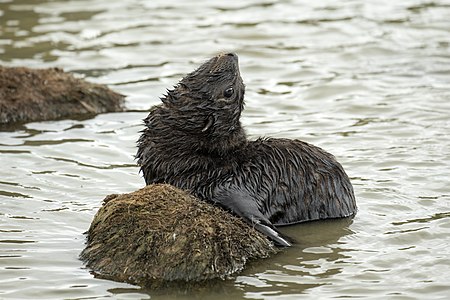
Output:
223,87,234,98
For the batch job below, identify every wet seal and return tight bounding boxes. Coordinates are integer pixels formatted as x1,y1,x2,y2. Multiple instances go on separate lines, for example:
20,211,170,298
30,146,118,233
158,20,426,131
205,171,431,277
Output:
137,53,357,246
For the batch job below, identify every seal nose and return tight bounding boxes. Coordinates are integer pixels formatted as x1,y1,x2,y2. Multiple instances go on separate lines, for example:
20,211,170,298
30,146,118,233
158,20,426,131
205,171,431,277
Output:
219,52,238,61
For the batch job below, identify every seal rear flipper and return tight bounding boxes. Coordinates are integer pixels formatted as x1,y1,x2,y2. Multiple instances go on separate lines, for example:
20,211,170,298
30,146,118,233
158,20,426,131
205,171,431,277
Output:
214,187,292,247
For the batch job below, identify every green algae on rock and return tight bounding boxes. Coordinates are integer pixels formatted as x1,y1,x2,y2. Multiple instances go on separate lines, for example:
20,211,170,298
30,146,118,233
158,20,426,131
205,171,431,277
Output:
0,66,124,125
80,184,277,287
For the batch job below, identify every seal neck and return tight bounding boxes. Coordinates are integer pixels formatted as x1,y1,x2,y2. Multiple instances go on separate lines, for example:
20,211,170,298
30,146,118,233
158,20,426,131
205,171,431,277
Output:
145,104,247,158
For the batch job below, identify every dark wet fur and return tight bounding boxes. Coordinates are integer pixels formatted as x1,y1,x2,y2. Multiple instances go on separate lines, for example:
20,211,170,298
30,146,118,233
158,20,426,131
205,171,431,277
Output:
137,53,357,246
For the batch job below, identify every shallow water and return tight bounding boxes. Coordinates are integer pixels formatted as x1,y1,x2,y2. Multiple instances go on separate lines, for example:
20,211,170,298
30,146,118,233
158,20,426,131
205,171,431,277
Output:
1,0,450,299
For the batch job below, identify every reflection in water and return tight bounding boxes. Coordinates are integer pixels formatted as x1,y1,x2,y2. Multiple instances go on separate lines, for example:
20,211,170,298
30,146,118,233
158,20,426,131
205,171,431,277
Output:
0,0,103,62
392,211,450,226
237,218,354,296
1,0,450,299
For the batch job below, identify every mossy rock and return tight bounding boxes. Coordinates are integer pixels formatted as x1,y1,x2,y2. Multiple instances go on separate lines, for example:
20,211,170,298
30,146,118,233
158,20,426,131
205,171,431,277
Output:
80,184,277,288
0,66,124,125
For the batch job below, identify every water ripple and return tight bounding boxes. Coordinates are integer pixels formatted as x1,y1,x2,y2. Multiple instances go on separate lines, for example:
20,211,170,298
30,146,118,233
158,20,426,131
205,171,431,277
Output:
1,0,450,299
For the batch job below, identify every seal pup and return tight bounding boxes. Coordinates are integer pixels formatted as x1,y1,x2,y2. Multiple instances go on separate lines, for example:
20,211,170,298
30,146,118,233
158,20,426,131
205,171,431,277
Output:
137,53,356,246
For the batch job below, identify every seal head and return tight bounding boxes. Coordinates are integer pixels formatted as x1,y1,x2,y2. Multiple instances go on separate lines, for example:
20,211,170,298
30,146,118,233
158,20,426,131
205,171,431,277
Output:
158,53,246,155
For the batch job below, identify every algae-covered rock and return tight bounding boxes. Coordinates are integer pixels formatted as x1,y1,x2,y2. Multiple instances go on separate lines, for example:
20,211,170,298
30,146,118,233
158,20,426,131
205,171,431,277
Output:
80,184,276,287
0,66,124,125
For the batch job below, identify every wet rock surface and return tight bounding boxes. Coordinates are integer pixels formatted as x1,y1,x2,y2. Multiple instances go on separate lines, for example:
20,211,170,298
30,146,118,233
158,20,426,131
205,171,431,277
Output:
0,66,124,126
80,184,277,288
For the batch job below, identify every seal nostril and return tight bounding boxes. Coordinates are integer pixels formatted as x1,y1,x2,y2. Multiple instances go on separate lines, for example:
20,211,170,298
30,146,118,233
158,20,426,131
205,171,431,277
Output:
218,52,238,61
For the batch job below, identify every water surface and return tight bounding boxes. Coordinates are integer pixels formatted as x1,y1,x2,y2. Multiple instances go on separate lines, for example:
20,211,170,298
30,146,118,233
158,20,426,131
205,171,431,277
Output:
1,0,450,299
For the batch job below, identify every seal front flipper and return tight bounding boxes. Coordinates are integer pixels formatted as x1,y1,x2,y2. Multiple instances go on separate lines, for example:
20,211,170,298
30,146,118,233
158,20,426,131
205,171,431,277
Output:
251,218,292,247
214,187,292,247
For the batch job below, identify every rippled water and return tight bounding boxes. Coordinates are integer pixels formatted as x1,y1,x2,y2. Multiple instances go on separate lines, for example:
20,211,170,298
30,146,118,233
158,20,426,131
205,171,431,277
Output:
1,0,450,299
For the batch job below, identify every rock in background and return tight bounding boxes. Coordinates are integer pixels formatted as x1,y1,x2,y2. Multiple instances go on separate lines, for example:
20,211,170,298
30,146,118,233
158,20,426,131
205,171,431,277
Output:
0,66,124,125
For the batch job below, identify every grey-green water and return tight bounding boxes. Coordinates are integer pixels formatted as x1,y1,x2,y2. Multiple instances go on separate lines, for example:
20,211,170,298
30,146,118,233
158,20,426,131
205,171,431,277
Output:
1,0,450,299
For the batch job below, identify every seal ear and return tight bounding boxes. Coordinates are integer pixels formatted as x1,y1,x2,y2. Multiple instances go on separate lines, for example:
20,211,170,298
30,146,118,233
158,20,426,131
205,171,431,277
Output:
201,115,214,132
